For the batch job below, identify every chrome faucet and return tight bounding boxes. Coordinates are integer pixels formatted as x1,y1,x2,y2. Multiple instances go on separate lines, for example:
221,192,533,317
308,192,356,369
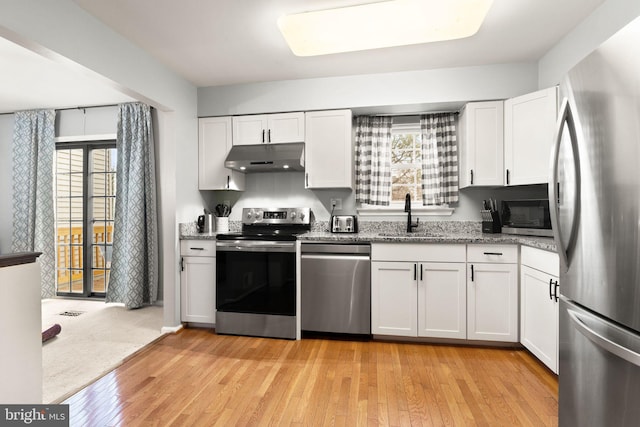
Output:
404,193,419,232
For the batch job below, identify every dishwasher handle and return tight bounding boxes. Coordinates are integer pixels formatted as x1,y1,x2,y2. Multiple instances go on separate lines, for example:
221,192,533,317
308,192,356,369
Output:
301,254,370,261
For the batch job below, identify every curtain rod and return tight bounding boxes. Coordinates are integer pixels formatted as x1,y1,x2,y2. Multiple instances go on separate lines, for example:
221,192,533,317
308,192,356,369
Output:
0,103,120,116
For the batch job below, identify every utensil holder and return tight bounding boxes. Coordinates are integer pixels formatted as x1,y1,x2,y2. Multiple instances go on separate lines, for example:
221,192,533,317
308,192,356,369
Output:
481,209,501,233
215,217,229,234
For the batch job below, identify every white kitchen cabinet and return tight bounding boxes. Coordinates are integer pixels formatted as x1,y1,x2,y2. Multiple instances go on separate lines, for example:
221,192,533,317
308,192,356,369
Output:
198,117,245,191
371,244,466,339
232,112,305,145
520,246,560,373
304,109,353,189
504,86,558,186
459,101,504,188
467,244,519,342
180,240,216,325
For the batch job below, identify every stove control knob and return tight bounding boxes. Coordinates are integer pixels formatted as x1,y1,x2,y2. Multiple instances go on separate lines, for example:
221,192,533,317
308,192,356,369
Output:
290,211,297,220
246,211,252,219
299,211,306,220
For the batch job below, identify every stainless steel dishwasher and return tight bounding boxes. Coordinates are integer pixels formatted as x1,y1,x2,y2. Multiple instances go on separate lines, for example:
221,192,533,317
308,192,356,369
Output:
301,243,371,335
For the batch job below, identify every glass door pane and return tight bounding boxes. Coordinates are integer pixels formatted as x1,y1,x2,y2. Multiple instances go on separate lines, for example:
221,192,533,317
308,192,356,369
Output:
90,147,117,294
55,149,85,294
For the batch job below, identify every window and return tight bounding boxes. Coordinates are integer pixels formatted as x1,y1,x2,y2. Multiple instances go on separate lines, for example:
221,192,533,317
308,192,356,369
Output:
390,122,422,204
55,142,117,297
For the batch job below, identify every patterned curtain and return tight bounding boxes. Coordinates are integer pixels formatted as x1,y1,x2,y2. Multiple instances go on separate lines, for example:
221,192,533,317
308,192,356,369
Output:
12,110,56,298
421,113,459,205
106,103,158,309
354,116,393,206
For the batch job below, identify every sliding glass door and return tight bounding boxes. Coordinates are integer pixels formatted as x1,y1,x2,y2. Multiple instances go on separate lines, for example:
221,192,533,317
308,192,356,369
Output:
55,141,117,297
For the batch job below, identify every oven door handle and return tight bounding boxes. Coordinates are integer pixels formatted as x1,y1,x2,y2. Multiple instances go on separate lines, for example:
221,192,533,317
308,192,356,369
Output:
216,241,296,252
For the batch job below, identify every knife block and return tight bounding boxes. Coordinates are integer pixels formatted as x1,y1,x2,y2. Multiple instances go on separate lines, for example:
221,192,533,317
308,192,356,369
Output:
481,210,501,233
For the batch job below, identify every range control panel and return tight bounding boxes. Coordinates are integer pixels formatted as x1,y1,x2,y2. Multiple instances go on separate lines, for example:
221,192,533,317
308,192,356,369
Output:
242,207,311,225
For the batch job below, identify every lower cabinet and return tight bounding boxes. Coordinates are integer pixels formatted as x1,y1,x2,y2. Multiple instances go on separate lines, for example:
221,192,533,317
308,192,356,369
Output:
467,245,519,342
371,244,467,339
180,240,216,324
520,246,560,373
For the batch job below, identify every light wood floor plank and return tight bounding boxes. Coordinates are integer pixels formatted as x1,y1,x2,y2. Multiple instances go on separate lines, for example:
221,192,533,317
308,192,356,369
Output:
64,328,558,426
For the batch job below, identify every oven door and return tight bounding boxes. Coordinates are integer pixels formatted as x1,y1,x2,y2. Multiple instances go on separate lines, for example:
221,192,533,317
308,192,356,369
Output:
216,240,296,316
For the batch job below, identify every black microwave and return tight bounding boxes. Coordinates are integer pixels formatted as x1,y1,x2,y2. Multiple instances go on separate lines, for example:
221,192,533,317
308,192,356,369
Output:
501,199,553,237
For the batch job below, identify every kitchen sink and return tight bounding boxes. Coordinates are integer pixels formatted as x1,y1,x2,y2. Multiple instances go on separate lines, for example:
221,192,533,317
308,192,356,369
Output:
377,232,445,238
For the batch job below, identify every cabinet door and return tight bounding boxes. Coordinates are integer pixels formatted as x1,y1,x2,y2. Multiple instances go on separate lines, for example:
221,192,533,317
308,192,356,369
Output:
232,115,268,145
180,256,216,324
199,117,245,190
504,86,558,185
467,263,518,342
459,101,504,188
267,112,305,143
371,261,417,336
305,109,353,189
417,262,467,339
520,265,559,373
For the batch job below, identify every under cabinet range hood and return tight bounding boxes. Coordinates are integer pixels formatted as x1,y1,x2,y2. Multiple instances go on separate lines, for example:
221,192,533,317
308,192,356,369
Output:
224,142,305,172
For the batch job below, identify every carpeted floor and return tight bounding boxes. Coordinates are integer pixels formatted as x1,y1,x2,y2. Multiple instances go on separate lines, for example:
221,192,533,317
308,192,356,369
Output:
41,298,164,403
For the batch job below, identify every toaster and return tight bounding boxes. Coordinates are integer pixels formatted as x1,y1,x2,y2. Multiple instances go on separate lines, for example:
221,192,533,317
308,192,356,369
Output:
331,215,358,233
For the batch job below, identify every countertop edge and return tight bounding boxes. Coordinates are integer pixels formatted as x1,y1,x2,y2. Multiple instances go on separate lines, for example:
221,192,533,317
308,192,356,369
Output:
0,252,42,268
180,232,556,252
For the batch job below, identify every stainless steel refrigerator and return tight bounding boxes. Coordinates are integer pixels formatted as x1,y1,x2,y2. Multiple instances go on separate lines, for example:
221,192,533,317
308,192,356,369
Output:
550,16,640,426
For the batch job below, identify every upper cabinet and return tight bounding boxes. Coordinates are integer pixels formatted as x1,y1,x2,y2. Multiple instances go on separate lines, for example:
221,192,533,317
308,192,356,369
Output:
198,117,245,191
304,109,353,189
232,112,305,145
504,86,558,186
458,100,504,188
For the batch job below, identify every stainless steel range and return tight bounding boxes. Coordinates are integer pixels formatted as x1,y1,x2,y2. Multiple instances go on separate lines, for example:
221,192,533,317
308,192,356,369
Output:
215,207,310,340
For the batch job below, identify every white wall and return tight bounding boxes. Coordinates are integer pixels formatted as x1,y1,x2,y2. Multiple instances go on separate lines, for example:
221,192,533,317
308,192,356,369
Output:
198,62,538,117
538,0,640,88
0,0,200,329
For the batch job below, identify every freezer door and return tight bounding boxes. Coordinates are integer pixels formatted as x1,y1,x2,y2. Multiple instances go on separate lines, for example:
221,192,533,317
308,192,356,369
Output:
551,16,640,332
560,298,640,426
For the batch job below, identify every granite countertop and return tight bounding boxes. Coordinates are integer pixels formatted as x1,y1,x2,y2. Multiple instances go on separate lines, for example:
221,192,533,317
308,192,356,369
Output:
180,221,556,252
297,231,557,252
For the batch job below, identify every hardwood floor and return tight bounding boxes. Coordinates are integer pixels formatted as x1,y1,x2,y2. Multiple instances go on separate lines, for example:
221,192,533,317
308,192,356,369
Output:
64,328,558,426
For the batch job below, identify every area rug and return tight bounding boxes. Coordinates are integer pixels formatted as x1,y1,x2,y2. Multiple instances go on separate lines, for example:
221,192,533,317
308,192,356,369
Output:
41,298,164,403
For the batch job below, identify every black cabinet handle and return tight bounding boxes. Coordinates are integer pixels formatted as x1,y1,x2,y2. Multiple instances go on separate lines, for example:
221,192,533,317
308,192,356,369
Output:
506,169,510,185
305,173,309,187
268,129,271,143
420,264,423,281
414,264,417,281
180,257,184,271
554,280,559,302
549,278,554,300
470,169,474,185
471,264,474,282
190,247,205,251
262,129,265,143
483,252,503,256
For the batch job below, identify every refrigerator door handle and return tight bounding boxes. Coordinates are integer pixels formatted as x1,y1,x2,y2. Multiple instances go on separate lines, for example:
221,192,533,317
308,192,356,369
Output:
550,97,581,271
568,307,640,367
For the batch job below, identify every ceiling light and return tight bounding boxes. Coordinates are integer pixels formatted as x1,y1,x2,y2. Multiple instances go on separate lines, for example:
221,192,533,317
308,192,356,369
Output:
278,0,493,56
283,165,290,169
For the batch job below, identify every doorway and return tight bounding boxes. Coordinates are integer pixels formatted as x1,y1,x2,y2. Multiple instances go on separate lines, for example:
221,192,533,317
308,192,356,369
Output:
54,141,117,297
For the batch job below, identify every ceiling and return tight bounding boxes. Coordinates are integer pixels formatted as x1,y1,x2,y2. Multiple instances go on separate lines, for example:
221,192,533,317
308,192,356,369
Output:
1,0,604,114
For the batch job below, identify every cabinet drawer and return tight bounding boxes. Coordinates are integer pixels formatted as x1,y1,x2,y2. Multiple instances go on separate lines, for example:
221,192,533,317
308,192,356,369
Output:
521,245,559,276
372,243,465,262
180,240,216,257
467,244,517,263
